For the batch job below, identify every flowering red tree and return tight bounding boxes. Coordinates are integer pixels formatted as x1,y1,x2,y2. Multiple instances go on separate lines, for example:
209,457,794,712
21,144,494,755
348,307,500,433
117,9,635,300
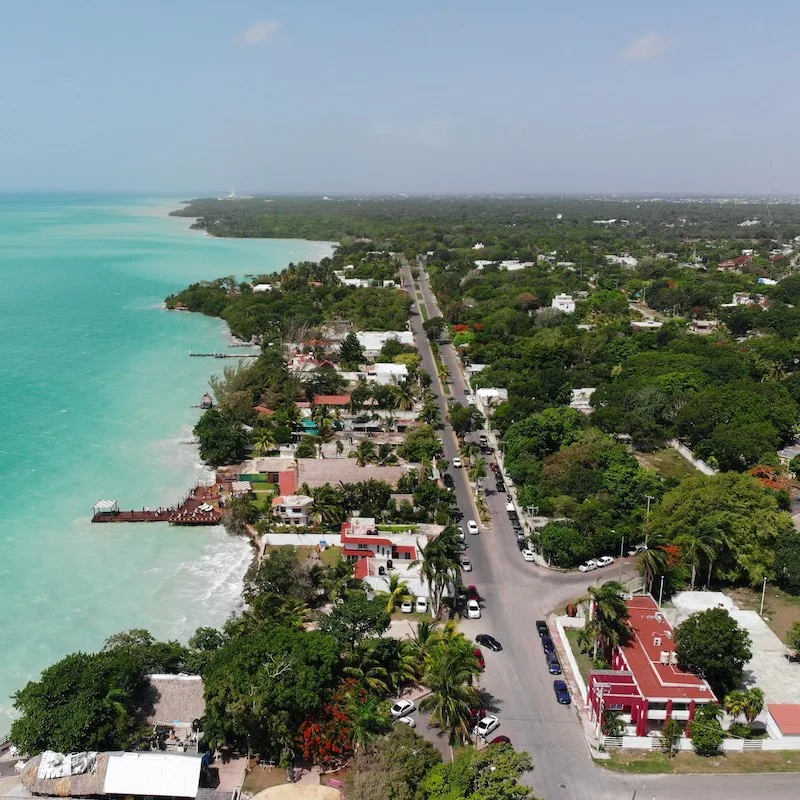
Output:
452,323,470,333
298,680,364,768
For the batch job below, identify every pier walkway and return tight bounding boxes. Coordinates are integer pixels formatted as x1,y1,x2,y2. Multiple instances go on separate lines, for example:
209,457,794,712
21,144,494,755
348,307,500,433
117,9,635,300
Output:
92,483,222,526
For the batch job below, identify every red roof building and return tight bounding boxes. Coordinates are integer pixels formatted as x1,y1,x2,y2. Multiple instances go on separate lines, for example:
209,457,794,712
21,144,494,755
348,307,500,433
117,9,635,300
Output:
313,394,351,407
767,704,800,738
587,595,716,736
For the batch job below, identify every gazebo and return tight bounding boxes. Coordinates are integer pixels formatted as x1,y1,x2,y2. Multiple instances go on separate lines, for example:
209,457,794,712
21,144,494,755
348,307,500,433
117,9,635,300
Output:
92,500,119,517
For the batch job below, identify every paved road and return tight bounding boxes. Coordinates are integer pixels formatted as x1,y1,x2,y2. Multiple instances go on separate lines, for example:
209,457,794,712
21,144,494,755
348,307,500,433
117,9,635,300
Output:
405,262,800,800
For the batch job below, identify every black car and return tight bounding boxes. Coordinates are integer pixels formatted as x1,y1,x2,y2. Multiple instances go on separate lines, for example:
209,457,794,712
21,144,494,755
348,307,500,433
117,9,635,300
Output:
541,635,555,654
535,620,549,637
553,680,571,705
512,520,522,531
546,651,562,675
443,473,454,488
496,484,506,492
475,633,503,652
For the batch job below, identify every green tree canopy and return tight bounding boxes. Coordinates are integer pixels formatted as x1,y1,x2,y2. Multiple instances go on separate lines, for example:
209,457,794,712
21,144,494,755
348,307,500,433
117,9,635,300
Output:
319,594,391,652
675,608,753,698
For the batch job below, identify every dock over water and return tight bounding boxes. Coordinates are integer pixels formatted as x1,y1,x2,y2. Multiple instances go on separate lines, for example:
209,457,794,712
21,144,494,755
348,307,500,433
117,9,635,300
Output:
92,483,222,526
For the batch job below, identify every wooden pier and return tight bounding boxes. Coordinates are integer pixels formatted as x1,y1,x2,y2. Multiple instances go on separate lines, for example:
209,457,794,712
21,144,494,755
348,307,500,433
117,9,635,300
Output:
92,483,223,526
189,352,259,359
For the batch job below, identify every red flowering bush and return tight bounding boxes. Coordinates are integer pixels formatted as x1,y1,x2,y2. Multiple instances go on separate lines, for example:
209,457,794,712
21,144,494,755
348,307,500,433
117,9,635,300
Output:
298,679,364,768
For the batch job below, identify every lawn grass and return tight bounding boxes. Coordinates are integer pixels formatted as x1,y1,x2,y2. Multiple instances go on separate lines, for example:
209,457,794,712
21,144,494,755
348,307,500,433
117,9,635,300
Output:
564,627,594,685
260,544,342,568
634,447,699,482
602,749,800,774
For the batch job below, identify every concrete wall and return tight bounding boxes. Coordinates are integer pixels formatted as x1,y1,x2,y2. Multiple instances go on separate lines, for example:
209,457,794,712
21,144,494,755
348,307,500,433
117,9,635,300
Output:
554,616,588,704
668,439,717,476
260,533,342,547
605,734,800,752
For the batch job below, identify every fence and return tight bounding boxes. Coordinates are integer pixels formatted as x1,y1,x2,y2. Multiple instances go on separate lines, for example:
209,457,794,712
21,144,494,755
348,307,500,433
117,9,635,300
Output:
668,439,717,475
603,734,800,753
260,533,342,547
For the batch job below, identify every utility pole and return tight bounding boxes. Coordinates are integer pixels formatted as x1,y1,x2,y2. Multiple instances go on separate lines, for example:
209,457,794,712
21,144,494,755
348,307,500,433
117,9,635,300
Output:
644,495,654,547
618,534,625,582
760,576,768,616
658,575,665,608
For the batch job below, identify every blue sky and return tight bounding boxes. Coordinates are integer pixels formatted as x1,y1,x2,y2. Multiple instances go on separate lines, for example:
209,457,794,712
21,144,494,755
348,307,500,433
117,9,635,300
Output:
1,0,797,194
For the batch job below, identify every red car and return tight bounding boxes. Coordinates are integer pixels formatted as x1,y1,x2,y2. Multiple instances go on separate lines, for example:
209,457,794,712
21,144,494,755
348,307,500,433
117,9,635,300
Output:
466,585,480,600
473,648,485,670
490,735,511,745
468,707,487,730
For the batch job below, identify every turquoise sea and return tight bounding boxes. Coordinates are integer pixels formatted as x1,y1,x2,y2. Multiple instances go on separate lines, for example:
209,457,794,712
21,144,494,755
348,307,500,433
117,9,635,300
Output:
0,195,334,730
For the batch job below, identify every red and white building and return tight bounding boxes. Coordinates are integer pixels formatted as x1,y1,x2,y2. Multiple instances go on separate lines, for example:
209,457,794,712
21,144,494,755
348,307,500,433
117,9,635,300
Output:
341,516,441,599
587,595,716,736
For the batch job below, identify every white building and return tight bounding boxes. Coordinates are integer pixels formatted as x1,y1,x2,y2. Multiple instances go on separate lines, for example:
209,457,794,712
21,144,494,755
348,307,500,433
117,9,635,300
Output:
473,242,486,250
253,283,273,292
569,387,596,414
474,259,495,269
356,331,414,356
631,319,663,330
366,362,409,385
605,254,639,268
551,293,576,314
272,494,314,526
475,387,508,418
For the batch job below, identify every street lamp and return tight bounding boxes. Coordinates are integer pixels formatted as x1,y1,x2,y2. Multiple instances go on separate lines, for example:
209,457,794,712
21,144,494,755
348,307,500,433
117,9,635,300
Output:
617,533,625,583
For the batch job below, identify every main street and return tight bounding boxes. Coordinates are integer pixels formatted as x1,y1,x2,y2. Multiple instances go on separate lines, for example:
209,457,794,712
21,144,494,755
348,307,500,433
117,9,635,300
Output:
403,261,800,800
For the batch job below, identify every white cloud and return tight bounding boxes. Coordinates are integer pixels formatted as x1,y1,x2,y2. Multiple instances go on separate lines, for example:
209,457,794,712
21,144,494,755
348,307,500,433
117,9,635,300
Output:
619,33,670,61
238,21,280,46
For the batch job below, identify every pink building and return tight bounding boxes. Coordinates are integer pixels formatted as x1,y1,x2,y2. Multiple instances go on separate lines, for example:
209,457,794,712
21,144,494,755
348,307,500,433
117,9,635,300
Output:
587,595,716,736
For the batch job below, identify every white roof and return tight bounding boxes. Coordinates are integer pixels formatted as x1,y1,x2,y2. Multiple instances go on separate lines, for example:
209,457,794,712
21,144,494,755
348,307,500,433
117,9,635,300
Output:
371,363,408,374
231,481,252,492
356,331,414,351
103,752,202,798
93,500,118,510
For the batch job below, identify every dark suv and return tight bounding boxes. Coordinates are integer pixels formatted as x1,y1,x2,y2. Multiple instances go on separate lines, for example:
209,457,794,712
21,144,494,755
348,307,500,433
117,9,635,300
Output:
536,620,549,637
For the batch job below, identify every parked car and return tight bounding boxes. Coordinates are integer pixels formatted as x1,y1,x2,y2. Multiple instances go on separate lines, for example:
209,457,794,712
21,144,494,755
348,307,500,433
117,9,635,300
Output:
535,620,549,637
442,473,454,488
467,599,481,619
541,635,555,654
452,457,462,468
578,561,598,573
490,735,511,745
400,598,413,614
469,707,487,730
395,715,416,728
628,543,648,556
415,597,428,614
390,699,416,718
495,482,506,492
553,680,571,705
546,651,562,675
516,532,526,544
522,549,535,562
475,714,501,738
473,648,486,670
467,397,476,406
596,555,614,567
458,528,465,541
460,556,473,572
479,435,488,446
464,387,471,395
466,585,480,600
505,501,515,512
476,633,503,651
467,519,480,535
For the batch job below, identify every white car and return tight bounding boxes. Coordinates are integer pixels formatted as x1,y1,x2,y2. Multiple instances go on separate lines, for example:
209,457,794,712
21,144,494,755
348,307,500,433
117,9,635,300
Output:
395,715,416,728
452,457,463,468
415,596,428,614
461,557,473,572
390,699,416,718
596,555,615,567
467,520,480,535
578,561,598,573
458,529,465,541
467,599,481,619
522,549,535,562
628,543,648,556
474,714,500,738
400,598,413,613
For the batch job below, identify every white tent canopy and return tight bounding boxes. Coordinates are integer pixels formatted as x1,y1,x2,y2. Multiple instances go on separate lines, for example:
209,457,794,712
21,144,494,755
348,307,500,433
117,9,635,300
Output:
93,500,118,514
103,752,201,799
231,481,252,495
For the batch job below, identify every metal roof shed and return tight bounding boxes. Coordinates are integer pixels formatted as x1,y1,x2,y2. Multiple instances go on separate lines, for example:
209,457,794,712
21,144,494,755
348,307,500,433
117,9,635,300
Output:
103,752,202,798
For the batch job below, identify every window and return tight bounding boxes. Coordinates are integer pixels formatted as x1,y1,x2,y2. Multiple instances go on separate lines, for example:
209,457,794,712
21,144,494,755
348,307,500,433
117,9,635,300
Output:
358,544,368,550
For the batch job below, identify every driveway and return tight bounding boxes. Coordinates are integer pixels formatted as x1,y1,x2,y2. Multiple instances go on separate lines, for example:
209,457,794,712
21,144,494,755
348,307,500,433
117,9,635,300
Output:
404,260,800,800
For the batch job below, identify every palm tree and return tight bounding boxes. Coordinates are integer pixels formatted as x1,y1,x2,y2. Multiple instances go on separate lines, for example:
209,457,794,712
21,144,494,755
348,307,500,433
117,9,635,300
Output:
460,441,480,464
407,620,441,677
676,524,720,590
588,580,631,660
743,688,765,725
322,557,359,603
344,640,393,694
468,457,488,484
638,546,669,594
309,485,345,527
315,419,335,458
352,439,376,466
378,573,410,613
416,529,461,616
394,382,415,412
420,644,483,744
252,427,277,456
376,443,397,465
437,363,450,384
343,691,391,751
724,689,748,723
